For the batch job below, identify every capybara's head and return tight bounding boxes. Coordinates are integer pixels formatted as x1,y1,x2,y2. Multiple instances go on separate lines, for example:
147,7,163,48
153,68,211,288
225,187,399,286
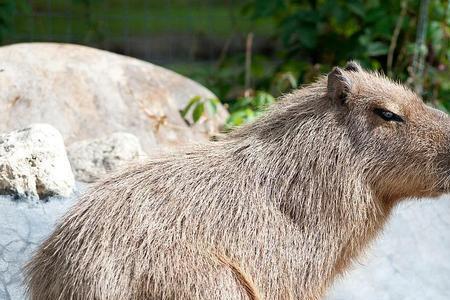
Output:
328,61,450,201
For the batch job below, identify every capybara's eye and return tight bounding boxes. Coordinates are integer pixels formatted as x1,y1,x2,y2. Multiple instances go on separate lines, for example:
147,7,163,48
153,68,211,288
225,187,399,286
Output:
374,108,404,123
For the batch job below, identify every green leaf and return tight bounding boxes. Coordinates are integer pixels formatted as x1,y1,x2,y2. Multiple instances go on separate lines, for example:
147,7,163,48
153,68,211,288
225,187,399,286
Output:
232,96,253,111
192,102,205,123
181,96,201,118
211,98,221,105
227,110,251,126
253,91,275,108
205,99,218,116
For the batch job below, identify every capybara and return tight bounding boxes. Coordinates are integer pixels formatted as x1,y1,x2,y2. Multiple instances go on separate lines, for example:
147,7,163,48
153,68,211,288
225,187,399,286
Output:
25,61,450,300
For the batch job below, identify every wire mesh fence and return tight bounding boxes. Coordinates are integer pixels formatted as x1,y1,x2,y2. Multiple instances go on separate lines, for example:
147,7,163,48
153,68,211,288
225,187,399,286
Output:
4,0,251,65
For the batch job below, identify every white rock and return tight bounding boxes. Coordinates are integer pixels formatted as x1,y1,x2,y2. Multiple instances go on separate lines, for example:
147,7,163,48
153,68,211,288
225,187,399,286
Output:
68,132,146,183
0,43,229,151
0,124,75,200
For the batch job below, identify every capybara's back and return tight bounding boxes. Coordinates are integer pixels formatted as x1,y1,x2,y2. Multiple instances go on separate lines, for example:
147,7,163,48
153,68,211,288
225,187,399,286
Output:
26,153,258,300
26,62,450,300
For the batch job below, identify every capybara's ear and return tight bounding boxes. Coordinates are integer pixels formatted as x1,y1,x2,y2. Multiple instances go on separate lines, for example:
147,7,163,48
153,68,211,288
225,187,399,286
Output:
327,67,352,105
344,61,363,72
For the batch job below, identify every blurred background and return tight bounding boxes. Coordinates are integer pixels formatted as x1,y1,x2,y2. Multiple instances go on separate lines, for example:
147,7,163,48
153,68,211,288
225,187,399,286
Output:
2,0,448,128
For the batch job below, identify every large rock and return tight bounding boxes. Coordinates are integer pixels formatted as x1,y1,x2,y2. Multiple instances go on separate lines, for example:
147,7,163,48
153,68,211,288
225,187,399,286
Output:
0,124,75,200
0,43,228,151
68,132,146,183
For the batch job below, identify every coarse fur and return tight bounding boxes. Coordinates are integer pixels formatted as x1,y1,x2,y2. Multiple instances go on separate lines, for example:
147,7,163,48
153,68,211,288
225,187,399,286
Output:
25,62,450,300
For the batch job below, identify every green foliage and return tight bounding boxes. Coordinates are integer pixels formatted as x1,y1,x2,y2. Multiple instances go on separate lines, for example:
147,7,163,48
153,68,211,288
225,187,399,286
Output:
182,91,276,129
181,0,449,129
226,91,275,128
181,96,221,124
0,0,29,43
248,0,449,101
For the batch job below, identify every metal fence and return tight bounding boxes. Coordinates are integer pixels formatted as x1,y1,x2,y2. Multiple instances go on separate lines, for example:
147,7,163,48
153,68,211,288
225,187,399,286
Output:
5,0,248,65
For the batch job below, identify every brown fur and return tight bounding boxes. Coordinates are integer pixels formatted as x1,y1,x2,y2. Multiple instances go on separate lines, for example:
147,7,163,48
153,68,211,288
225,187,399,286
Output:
25,62,450,299
214,252,261,300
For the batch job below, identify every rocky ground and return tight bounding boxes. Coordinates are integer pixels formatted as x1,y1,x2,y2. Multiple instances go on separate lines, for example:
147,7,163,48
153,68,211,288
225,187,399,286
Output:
0,193,80,300
0,192,449,300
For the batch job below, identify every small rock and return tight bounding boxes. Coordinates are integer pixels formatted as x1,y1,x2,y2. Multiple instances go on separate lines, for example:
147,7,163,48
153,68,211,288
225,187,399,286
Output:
0,124,75,200
68,132,146,183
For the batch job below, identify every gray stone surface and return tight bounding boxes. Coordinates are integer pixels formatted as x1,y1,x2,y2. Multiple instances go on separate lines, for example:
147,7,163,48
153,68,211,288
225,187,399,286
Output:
0,194,449,299
67,132,147,183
